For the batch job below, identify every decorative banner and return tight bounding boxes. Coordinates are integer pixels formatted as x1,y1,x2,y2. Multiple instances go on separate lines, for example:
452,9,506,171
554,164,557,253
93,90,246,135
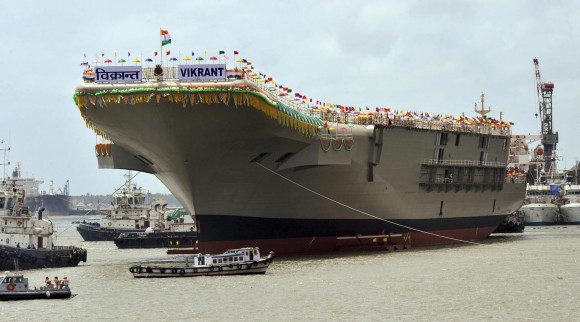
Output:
95,66,142,83
178,64,226,81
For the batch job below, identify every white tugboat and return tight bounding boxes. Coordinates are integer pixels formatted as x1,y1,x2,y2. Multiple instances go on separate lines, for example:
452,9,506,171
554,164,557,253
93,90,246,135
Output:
0,182,87,270
129,247,275,277
76,171,167,241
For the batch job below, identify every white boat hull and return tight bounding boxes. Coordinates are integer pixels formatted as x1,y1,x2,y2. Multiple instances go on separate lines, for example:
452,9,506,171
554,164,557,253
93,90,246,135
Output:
521,203,558,225
559,203,580,224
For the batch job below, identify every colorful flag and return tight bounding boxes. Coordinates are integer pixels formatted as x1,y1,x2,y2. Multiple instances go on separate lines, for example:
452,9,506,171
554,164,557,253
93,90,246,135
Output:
161,29,171,46
192,52,195,56
219,50,225,55
166,51,171,56
154,51,158,56
234,50,239,55
128,52,131,57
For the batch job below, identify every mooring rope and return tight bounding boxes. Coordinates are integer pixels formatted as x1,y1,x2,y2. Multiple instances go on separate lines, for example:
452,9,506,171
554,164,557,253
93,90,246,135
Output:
255,162,501,247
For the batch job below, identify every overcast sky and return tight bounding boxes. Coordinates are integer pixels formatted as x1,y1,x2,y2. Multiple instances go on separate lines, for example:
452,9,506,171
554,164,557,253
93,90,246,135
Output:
0,0,578,195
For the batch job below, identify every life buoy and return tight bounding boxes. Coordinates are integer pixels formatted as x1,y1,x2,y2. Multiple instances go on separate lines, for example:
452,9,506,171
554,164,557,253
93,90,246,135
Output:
7,283,15,291
253,261,258,267
108,222,112,227
160,268,166,274
229,264,233,269
209,266,214,272
17,220,23,227
129,267,134,273
179,269,185,275
171,268,177,274
5,238,9,244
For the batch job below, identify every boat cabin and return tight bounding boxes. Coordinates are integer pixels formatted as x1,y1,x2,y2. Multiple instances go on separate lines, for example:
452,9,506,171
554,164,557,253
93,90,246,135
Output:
187,247,261,266
1,272,28,292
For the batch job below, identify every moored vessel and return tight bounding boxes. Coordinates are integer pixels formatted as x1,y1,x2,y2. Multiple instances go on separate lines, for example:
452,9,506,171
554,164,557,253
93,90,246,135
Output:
559,184,580,224
1,271,72,301
520,184,559,226
73,47,526,254
129,247,275,277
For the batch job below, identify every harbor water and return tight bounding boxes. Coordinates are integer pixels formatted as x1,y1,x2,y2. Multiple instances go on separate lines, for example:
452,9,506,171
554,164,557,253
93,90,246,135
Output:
2,216,579,321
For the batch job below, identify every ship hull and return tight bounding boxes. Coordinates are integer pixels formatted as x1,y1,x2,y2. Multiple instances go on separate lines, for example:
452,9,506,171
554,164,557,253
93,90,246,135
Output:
76,223,144,241
195,214,506,254
75,81,526,254
114,231,198,249
0,245,87,271
25,195,71,217
0,289,71,301
521,203,558,226
559,203,580,224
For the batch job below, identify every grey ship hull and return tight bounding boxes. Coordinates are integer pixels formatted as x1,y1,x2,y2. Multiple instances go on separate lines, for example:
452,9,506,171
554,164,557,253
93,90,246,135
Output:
76,81,526,254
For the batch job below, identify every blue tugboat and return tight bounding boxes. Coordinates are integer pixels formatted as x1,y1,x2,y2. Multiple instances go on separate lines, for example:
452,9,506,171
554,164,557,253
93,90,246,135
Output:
0,183,87,270
0,271,72,301
114,209,197,249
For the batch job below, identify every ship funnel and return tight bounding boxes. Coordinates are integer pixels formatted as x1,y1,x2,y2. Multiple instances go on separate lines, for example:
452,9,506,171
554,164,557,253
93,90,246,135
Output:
38,207,46,220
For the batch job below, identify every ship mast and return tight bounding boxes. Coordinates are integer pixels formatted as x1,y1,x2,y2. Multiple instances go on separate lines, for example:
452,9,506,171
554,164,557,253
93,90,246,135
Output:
0,140,10,180
474,92,491,118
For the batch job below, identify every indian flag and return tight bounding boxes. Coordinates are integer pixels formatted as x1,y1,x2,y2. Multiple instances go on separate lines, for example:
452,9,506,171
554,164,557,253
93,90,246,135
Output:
161,29,171,46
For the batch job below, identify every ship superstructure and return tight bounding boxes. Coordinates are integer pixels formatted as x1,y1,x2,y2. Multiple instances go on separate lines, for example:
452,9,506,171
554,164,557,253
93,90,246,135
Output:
74,54,526,254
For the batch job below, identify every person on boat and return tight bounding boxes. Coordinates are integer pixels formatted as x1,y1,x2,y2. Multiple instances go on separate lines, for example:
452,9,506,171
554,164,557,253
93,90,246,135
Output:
53,276,60,288
45,277,52,287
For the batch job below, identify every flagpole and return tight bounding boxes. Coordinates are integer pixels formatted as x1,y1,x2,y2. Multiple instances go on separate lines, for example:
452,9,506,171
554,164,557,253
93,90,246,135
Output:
160,28,163,68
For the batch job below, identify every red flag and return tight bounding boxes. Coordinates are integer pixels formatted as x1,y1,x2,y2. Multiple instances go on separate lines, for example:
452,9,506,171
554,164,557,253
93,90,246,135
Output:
160,29,169,35
166,51,171,56
234,50,239,55
154,51,158,56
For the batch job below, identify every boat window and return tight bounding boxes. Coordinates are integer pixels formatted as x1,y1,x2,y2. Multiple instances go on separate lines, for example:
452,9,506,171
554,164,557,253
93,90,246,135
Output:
0,197,4,208
128,198,134,205
6,197,15,209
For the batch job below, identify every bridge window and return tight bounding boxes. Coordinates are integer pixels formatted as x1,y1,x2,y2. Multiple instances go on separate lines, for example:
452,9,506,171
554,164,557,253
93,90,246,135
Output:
455,134,461,146
436,133,448,146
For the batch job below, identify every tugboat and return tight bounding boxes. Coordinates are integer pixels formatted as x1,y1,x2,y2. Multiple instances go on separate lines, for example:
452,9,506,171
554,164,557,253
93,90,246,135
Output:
76,171,167,241
114,209,197,249
129,247,275,278
0,183,87,270
1,271,72,301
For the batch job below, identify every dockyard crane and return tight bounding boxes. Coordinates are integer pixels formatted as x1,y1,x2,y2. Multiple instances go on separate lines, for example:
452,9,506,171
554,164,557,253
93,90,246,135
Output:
533,57,558,174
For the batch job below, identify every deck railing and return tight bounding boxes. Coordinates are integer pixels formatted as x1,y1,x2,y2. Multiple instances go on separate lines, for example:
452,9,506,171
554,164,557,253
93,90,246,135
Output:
84,66,512,136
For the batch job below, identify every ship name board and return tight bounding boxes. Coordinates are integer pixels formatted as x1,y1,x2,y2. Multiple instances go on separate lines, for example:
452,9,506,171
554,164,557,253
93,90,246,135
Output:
95,66,142,83
178,64,226,81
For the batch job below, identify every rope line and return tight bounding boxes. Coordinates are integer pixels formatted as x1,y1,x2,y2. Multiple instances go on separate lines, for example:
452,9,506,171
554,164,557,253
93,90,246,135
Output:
255,162,502,247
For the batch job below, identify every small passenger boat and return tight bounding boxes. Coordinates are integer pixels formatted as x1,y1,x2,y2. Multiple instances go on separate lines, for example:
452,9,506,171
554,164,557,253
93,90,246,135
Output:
1,271,72,301
129,247,275,278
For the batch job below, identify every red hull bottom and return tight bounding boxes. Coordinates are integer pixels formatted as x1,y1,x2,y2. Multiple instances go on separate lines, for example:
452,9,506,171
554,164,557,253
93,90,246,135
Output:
169,226,498,255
